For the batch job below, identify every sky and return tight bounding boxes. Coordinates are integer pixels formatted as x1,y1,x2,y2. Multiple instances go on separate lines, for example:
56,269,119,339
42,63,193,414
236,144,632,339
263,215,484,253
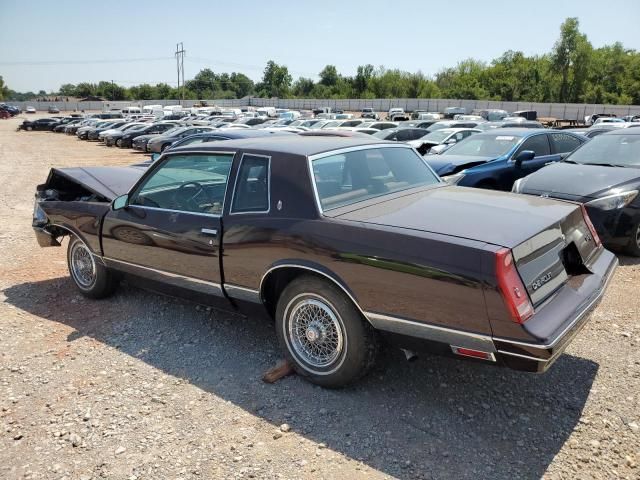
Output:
1,0,639,93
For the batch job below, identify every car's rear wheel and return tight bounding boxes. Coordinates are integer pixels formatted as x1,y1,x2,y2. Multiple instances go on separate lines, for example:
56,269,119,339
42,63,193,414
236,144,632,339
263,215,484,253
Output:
67,236,119,299
625,221,640,257
275,275,378,388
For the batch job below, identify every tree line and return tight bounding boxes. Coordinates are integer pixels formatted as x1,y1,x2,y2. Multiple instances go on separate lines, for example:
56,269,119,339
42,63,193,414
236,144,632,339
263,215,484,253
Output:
3,18,639,105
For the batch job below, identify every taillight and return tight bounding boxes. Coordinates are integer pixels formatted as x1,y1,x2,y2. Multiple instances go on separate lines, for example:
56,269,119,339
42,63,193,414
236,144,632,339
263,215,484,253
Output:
580,204,601,247
495,248,534,324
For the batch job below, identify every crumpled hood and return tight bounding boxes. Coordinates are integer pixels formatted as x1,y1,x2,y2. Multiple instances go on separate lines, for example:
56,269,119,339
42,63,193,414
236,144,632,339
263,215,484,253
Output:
519,162,640,200
51,166,147,201
423,154,495,175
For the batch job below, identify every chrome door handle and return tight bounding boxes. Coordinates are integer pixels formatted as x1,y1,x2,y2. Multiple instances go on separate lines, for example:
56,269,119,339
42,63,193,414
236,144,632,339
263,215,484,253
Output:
201,228,217,236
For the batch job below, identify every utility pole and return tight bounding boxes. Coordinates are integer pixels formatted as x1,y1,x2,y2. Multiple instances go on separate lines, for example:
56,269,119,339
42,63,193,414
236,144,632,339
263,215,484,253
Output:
175,43,186,105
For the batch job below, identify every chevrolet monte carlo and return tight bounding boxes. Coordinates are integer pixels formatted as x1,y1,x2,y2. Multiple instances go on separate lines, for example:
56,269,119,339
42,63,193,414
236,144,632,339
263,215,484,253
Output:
32,136,617,387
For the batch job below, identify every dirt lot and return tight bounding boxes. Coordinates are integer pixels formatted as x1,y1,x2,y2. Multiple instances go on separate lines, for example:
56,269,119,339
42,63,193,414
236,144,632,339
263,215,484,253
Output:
0,115,638,480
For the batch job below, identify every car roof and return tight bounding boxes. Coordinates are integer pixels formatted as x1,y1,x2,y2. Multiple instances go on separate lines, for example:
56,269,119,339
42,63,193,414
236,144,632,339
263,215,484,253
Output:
476,128,548,137
169,134,390,157
603,127,640,135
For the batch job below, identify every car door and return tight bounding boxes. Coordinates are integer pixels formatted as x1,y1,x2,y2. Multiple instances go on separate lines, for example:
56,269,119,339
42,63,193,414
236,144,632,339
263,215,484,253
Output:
101,151,235,297
512,133,557,179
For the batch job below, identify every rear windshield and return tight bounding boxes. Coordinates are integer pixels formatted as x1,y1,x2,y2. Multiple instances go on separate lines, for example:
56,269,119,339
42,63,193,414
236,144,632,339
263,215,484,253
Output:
311,147,440,211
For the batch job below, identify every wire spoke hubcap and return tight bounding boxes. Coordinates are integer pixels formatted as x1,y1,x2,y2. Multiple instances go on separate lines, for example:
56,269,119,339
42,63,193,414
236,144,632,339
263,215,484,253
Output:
71,241,96,288
288,298,344,368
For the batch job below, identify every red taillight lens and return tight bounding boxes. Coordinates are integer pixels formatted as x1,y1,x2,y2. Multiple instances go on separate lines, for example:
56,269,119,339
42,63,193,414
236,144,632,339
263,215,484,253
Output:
580,204,601,247
495,248,534,324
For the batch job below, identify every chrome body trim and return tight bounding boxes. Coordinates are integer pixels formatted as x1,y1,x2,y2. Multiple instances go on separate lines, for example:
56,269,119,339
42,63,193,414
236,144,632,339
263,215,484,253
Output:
497,350,549,362
103,257,223,296
230,153,271,215
129,205,222,218
259,264,371,321
225,284,261,303
493,255,618,349
201,228,218,236
365,311,496,352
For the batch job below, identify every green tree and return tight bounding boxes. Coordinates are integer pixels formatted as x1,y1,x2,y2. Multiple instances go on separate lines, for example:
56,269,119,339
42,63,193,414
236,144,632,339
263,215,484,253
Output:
258,61,292,97
551,18,592,102
58,83,77,97
319,65,339,87
0,76,8,100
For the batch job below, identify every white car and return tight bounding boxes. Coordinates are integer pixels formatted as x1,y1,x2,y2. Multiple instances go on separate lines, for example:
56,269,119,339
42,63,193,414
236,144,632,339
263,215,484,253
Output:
386,108,409,121
25,106,36,114
407,128,481,155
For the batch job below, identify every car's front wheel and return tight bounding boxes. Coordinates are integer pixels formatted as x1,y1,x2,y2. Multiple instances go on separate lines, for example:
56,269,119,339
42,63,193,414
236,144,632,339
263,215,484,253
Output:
115,138,123,147
67,236,119,299
275,275,379,388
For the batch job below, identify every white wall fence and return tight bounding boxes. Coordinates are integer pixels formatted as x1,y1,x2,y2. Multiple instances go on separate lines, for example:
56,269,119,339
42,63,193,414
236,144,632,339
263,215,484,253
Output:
10,98,640,119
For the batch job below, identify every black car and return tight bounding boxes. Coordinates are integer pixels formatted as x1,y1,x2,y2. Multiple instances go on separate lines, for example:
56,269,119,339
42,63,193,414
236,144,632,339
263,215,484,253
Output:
0,104,20,116
19,118,60,131
513,129,640,256
371,127,429,142
119,122,177,148
32,136,616,386
88,120,127,141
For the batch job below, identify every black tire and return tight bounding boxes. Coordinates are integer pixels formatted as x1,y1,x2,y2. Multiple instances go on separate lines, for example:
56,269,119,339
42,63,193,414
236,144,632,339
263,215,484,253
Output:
160,143,170,152
67,236,119,299
275,275,379,388
26,125,32,131
625,221,640,257
115,138,123,147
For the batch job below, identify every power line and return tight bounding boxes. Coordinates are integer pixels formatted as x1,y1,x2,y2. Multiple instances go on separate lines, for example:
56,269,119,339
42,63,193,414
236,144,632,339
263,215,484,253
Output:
0,57,174,66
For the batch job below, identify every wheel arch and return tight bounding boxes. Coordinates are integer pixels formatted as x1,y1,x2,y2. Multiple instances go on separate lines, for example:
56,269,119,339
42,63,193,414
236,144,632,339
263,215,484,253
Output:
259,261,370,324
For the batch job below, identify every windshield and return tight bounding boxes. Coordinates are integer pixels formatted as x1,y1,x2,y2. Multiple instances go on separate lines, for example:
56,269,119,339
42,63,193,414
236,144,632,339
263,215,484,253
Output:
311,147,440,211
567,134,640,167
443,134,520,157
372,128,398,139
418,130,453,143
160,126,187,136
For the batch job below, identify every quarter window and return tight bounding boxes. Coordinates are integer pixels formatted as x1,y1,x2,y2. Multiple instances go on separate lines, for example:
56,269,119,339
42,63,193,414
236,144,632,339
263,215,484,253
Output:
131,153,233,215
550,133,583,153
231,155,270,213
516,135,550,157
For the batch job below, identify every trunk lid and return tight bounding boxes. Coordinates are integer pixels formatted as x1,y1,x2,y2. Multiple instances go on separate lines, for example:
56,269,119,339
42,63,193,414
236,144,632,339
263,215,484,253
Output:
333,185,600,307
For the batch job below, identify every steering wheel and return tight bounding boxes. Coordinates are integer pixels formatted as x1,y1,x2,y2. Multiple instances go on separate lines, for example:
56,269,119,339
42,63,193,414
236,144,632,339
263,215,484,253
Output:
174,181,208,211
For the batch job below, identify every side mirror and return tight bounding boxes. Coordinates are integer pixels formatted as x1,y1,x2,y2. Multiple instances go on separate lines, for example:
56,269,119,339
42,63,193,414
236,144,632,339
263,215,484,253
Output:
112,194,129,211
514,150,535,166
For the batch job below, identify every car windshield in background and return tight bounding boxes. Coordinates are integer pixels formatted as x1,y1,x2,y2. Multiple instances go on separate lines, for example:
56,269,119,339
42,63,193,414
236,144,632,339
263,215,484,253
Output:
443,134,520,157
311,147,440,211
418,130,452,143
567,134,640,168
372,128,397,139
162,126,187,136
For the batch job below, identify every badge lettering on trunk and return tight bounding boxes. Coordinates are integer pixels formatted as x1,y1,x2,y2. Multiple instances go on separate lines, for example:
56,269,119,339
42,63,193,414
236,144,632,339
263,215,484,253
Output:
531,272,553,291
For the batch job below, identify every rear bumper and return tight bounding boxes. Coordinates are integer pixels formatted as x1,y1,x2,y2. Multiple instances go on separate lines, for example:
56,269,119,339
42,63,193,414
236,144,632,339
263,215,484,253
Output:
493,248,618,372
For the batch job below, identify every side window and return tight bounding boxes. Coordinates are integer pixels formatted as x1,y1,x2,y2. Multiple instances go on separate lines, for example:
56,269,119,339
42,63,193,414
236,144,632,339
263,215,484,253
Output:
516,135,550,157
231,154,270,214
131,153,233,215
550,133,583,153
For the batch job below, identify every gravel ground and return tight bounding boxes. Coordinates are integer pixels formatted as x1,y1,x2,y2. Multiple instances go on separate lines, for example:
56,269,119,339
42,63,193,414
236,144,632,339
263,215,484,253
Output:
0,114,638,480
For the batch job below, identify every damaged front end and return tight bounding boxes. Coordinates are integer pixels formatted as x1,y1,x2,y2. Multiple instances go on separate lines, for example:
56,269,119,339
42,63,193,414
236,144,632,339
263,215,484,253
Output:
32,167,127,250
